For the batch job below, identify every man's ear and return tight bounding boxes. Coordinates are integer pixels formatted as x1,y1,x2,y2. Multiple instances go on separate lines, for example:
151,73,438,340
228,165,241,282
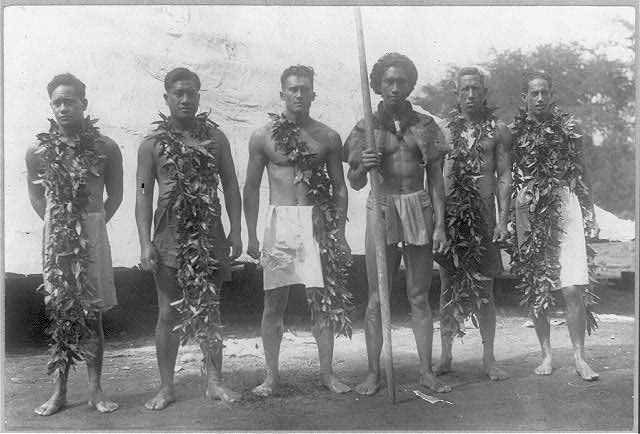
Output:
279,91,284,101
521,92,527,103
81,98,88,111
311,91,316,101
164,93,169,106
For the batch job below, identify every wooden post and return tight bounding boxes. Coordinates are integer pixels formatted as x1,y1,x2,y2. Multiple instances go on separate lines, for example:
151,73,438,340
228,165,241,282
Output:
354,6,395,404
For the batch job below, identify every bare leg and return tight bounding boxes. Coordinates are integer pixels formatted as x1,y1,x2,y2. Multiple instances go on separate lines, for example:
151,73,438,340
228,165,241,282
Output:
562,285,599,381
145,264,180,410
253,286,289,397
533,312,554,375
86,312,119,413
354,224,398,396
479,280,509,381
308,294,350,393
404,245,450,393
34,364,69,416
434,267,454,376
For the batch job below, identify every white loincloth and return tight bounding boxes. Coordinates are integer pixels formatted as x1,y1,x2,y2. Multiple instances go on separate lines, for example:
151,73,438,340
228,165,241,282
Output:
261,205,324,290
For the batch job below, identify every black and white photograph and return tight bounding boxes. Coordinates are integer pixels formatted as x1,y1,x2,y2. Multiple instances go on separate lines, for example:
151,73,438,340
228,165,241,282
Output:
1,3,637,431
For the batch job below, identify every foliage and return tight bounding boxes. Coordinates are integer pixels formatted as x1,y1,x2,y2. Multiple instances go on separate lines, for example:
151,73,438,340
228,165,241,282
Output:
269,113,354,338
34,117,105,375
415,31,635,217
441,106,497,338
154,112,225,351
510,105,598,333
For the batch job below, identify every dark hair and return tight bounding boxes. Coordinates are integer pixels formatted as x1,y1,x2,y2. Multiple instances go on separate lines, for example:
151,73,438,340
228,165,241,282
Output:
164,67,201,92
521,70,552,93
47,73,86,99
456,66,485,89
369,52,418,95
280,65,315,89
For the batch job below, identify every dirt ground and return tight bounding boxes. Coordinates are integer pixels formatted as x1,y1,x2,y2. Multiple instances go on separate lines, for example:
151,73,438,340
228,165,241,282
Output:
3,285,636,432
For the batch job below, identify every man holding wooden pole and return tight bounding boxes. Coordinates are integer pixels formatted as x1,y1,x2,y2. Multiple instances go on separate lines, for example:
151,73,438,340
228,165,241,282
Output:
343,52,451,395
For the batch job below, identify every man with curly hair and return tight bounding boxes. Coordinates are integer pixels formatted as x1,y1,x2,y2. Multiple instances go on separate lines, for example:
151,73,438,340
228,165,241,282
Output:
26,73,122,415
135,67,243,409
512,71,600,381
434,67,512,381
343,53,450,395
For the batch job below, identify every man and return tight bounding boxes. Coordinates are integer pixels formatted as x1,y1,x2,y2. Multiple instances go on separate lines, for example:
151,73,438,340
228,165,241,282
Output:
511,71,599,381
26,73,123,415
343,52,450,395
434,67,511,381
135,67,242,410
244,65,351,397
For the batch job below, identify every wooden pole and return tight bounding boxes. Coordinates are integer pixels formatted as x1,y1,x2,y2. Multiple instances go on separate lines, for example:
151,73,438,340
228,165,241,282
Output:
354,6,395,404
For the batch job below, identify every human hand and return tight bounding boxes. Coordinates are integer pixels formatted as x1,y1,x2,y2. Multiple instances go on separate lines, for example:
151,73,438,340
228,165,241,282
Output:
227,231,242,261
492,222,509,244
140,242,159,272
361,149,382,171
247,236,260,260
432,226,448,255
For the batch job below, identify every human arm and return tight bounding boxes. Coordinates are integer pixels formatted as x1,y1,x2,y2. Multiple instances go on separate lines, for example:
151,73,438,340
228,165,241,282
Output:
343,123,374,191
243,130,267,259
493,122,512,243
574,134,599,238
216,131,242,260
25,145,46,220
134,137,158,272
427,158,447,254
103,139,123,223
326,131,349,235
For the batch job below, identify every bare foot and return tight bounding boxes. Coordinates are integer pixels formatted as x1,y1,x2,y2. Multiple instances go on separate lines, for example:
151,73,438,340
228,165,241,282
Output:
420,373,452,393
354,372,380,396
88,387,119,413
320,373,351,393
34,392,66,416
206,380,241,402
534,356,553,376
145,386,175,410
483,360,510,381
252,376,278,397
433,356,452,376
575,359,599,381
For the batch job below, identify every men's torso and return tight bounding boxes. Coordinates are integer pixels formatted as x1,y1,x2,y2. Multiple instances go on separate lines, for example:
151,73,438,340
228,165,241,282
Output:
440,119,499,200
263,118,334,206
147,126,222,211
376,126,427,196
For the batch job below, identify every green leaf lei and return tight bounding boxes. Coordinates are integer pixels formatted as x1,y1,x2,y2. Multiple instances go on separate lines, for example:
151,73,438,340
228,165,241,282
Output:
269,113,354,338
443,106,497,338
35,116,105,375
153,112,225,351
510,105,598,334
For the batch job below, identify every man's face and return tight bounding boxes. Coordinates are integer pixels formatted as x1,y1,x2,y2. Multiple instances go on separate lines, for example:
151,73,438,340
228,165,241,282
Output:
280,75,315,115
456,74,487,114
523,78,552,119
380,66,410,111
49,85,87,131
164,79,200,121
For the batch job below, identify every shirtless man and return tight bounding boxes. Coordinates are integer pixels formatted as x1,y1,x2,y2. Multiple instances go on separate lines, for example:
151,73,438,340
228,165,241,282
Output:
244,65,350,397
512,71,599,380
26,73,122,415
135,67,242,409
434,67,511,381
343,53,450,395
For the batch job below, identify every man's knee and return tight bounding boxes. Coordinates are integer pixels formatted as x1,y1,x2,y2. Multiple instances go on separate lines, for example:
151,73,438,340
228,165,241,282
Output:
562,285,583,308
408,290,430,312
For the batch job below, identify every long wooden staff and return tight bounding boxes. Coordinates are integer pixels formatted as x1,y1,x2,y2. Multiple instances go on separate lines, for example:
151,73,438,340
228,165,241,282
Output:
354,6,395,404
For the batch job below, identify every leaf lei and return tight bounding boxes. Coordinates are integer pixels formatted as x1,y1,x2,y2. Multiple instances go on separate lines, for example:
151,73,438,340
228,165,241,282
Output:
510,105,598,334
35,116,105,375
154,112,225,351
269,113,354,338
443,106,497,338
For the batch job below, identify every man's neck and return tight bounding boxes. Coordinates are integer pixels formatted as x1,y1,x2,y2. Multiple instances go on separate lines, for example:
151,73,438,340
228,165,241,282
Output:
461,108,484,124
382,100,409,118
171,116,195,132
284,110,311,127
528,111,551,124
58,122,84,138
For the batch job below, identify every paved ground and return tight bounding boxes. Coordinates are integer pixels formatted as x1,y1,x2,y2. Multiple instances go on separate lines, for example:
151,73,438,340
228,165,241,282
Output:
3,285,636,432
